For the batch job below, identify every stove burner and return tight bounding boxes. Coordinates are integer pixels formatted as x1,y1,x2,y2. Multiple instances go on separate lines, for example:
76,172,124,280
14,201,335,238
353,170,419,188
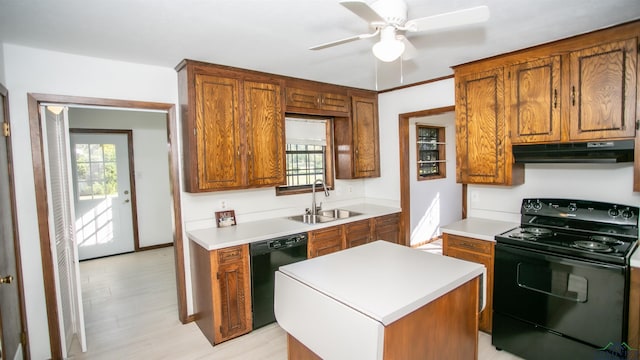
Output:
523,227,553,237
508,232,538,240
572,240,613,253
589,235,623,245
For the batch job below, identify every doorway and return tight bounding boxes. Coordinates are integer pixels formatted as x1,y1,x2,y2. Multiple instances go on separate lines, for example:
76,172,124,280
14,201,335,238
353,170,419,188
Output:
69,130,138,260
28,94,187,359
398,106,463,246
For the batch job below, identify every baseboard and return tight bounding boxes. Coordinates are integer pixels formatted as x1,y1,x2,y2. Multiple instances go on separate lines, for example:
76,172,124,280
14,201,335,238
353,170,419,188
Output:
410,235,442,248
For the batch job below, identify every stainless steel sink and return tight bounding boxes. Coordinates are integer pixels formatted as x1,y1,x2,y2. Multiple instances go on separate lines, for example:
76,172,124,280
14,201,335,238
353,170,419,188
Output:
287,209,362,224
318,209,361,219
288,214,335,224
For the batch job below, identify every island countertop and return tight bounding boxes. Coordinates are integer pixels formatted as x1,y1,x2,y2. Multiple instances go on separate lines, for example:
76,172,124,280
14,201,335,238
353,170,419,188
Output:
277,240,485,326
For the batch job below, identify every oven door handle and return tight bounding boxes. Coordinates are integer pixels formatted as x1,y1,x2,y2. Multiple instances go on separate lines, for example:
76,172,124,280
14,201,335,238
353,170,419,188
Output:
516,282,584,302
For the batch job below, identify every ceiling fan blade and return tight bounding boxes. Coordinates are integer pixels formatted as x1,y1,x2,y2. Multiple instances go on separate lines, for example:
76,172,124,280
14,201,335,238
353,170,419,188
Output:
405,5,490,33
398,35,417,60
309,31,378,50
340,0,386,25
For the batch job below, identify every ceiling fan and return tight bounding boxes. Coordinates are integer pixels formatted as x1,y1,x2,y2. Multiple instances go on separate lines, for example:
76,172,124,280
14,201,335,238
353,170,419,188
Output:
310,0,490,62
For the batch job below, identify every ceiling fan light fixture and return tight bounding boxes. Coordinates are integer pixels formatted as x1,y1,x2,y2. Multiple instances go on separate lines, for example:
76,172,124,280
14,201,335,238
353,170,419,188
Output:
372,26,405,62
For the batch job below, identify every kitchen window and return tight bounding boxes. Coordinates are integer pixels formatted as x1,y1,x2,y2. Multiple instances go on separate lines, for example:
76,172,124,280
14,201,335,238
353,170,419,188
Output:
276,116,334,195
416,125,446,180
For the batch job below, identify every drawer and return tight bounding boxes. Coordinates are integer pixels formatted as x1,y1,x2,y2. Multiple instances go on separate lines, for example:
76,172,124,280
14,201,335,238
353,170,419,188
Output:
445,234,493,255
217,245,245,264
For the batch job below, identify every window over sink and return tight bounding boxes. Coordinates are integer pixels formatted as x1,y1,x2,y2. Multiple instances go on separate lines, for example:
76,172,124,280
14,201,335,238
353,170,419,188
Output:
276,116,334,195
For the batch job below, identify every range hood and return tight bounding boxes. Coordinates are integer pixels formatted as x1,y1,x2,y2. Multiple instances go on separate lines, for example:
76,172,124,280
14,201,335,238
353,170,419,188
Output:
513,140,635,163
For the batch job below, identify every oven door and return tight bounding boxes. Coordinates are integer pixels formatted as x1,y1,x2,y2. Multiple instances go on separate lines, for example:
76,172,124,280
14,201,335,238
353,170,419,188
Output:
493,243,627,348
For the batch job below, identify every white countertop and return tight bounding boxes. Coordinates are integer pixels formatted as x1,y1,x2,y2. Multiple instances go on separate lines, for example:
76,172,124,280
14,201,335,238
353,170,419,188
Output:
441,217,519,242
187,203,401,250
278,240,485,326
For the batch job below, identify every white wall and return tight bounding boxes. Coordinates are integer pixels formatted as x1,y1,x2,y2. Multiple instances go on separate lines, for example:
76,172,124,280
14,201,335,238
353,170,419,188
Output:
68,107,173,247
468,164,640,223
369,78,456,202
0,44,5,85
3,43,180,359
409,112,462,245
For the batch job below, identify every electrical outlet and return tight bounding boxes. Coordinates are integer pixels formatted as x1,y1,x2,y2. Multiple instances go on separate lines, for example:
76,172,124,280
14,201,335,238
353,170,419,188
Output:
220,200,227,209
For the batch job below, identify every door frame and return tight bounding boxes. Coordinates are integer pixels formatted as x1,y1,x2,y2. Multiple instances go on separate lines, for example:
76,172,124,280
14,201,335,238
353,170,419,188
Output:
1,84,29,359
398,104,464,245
28,93,187,359
69,129,141,254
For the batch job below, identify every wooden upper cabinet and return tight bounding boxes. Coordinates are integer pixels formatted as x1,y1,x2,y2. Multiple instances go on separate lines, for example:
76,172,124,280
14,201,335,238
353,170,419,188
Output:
568,38,637,141
456,67,524,185
509,56,562,143
285,86,350,115
177,60,286,192
195,73,243,190
335,91,381,179
244,80,286,187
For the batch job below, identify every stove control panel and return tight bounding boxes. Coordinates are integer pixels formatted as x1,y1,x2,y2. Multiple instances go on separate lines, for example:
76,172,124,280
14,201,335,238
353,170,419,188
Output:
521,198,638,226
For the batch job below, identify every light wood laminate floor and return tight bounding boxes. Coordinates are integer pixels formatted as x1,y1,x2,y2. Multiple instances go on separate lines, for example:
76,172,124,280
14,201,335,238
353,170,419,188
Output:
69,246,522,359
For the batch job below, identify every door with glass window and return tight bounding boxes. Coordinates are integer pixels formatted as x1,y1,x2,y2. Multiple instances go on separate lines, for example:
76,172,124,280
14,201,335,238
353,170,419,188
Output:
69,131,137,260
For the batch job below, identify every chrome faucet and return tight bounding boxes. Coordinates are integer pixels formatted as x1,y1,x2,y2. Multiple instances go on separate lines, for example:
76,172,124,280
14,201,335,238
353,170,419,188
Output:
310,179,329,215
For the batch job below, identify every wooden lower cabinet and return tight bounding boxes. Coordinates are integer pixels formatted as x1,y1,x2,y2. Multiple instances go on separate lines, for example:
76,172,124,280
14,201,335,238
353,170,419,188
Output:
344,219,372,249
442,233,494,333
308,225,343,258
629,267,640,349
309,213,402,258
373,213,401,244
190,241,252,345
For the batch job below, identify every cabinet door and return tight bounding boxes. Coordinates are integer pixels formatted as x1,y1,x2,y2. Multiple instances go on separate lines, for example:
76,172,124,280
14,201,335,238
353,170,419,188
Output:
244,80,286,187
285,87,349,114
285,87,318,110
373,214,400,244
308,226,343,258
569,38,637,140
319,92,350,113
215,245,252,343
443,234,494,333
195,73,243,190
510,56,562,143
344,219,372,248
352,94,380,178
456,68,522,185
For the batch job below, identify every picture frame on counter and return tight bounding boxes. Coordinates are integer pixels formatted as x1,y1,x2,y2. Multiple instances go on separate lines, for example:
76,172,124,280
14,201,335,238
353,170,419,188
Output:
215,210,236,228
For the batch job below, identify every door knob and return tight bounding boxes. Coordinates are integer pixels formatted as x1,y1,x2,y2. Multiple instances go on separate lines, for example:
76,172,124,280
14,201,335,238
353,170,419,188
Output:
0,275,13,284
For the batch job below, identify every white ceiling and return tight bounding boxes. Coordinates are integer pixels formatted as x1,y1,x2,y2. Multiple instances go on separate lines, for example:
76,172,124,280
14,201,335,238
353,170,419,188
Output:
0,0,638,91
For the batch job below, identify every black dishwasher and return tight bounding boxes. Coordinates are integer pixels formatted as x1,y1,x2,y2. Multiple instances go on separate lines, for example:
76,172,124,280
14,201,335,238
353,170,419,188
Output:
249,232,308,329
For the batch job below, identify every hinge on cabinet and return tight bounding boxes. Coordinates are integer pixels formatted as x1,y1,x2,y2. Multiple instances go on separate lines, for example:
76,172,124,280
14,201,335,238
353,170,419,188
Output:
636,120,640,130
2,122,9,137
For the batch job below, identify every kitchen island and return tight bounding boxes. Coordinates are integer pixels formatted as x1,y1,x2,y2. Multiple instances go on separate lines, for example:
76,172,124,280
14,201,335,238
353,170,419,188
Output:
274,240,486,359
